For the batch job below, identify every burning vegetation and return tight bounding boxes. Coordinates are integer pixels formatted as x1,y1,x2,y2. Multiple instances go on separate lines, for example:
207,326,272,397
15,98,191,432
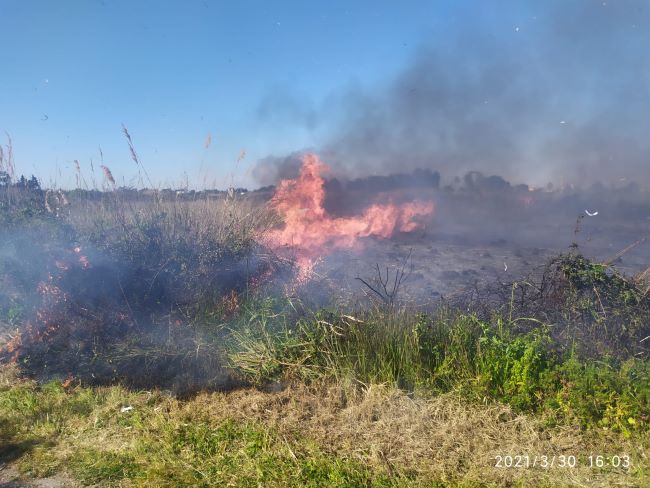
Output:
1,155,649,486
267,153,434,279
5,1,650,483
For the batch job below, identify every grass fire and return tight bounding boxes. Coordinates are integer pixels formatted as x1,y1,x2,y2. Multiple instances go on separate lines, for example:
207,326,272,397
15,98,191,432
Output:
3,2,650,486
267,153,434,280
1,142,649,486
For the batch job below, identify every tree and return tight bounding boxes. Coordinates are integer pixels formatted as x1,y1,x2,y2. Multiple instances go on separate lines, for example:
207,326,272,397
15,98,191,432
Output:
13,174,41,191
16,175,27,189
27,175,41,191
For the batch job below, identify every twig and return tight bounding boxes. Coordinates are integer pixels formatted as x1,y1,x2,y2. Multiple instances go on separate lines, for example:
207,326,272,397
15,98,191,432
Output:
356,249,413,309
117,277,137,327
604,235,648,266
592,285,607,318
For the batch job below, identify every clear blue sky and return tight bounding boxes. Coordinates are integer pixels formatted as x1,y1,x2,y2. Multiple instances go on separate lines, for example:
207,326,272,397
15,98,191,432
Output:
1,0,450,188
2,1,648,189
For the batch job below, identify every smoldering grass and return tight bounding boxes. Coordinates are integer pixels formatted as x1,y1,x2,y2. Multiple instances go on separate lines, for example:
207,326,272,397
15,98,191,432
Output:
2,170,285,393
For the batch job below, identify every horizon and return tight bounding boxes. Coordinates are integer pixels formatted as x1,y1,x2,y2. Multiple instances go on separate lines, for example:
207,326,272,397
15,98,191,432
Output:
2,1,650,190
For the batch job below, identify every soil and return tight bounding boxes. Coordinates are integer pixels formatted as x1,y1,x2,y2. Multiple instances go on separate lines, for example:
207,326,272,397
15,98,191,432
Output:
312,208,650,307
0,466,70,488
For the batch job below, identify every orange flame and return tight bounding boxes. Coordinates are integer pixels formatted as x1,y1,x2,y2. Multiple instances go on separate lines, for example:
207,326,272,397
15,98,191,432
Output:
3,329,24,363
266,154,434,279
0,243,94,361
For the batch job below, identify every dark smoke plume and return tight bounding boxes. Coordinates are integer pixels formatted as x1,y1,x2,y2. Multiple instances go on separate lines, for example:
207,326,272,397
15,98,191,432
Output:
254,0,650,188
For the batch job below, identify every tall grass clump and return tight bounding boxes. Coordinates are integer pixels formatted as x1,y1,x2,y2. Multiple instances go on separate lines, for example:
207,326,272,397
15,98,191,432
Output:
228,304,551,400
67,190,279,310
227,254,649,434
1,165,284,391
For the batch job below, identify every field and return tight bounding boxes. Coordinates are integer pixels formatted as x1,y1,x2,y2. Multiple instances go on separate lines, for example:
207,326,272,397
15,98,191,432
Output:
1,165,649,487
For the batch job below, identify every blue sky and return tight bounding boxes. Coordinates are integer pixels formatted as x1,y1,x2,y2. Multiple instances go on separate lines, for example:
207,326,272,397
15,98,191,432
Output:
1,0,449,188
2,1,649,189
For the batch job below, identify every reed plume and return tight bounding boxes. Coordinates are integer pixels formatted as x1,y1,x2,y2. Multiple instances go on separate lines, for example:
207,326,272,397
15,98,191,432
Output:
100,165,116,188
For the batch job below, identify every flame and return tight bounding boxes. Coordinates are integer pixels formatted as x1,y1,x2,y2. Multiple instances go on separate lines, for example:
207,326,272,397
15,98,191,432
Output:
3,329,24,363
0,244,94,362
266,154,434,279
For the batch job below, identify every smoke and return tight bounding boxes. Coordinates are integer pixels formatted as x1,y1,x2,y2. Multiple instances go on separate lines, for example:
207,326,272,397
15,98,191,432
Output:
265,153,434,280
253,0,650,188
251,152,305,187
0,193,284,394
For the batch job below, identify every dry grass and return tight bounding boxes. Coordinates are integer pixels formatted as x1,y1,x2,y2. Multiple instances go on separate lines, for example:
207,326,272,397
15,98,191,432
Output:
189,383,647,487
66,192,277,244
1,360,646,487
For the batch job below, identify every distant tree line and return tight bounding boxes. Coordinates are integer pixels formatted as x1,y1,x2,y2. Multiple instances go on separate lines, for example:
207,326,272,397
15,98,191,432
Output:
0,172,41,191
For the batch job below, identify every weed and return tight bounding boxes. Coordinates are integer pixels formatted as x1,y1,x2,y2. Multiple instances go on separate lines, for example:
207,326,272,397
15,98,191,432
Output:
1,364,646,486
227,300,649,433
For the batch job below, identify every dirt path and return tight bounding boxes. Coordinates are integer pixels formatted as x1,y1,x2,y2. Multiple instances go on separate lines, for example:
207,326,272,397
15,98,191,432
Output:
0,465,70,488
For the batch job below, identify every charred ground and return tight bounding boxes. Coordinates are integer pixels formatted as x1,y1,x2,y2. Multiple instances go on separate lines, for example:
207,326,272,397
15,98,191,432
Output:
1,167,649,486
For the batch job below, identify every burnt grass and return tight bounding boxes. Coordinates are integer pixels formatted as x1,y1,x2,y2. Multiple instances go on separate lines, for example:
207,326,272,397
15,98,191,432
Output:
0,186,283,394
1,184,649,429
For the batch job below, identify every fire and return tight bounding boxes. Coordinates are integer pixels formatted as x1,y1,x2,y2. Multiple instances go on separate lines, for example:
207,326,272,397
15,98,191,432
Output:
74,245,91,269
0,244,93,363
266,154,434,279
3,328,24,363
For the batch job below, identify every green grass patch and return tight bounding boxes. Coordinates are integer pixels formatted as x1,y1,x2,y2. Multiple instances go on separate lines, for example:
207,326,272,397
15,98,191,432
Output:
227,300,649,434
1,364,646,487
0,370,409,487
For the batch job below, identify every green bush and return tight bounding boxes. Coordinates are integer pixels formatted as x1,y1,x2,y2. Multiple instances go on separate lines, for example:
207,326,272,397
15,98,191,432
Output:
543,356,650,434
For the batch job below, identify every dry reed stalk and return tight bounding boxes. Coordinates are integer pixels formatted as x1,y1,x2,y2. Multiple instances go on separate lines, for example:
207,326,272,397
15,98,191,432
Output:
638,266,650,297
122,124,154,189
122,124,139,165
73,159,84,189
604,235,648,266
636,266,650,283
3,132,15,180
44,190,53,213
100,165,116,188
